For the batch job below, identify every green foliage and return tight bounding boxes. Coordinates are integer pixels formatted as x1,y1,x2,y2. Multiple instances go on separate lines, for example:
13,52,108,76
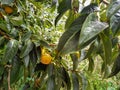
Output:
0,0,120,89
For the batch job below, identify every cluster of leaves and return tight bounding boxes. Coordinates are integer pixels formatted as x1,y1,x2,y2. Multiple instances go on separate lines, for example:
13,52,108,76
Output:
0,0,120,89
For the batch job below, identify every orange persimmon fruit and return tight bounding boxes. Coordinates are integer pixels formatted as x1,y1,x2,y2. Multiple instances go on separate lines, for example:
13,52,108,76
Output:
4,6,13,14
40,53,52,65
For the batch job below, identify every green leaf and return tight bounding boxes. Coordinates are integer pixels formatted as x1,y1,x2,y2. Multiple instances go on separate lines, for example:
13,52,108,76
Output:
70,53,79,70
110,9,120,35
111,37,118,47
20,40,34,58
44,20,53,28
79,73,88,90
23,55,29,68
47,64,55,90
68,3,99,29
3,39,19,64
55,0,72,26
0,37,5,46
72,72,79,90
84,42,95,59
0,21,9,33
108,54,120,77
69,15,87,28
100,30,112,65
21,31,32,41
39,40,51,48
103,65,111,78
47,64,54,76
72,0,79,12
29,45,41,66
107,0,120,19
1,0,14,5
79,13,108,49
10,16,23,26
65,10,78,29
59,67,71,90
57,25,80,55
51,0,58,6
10,56,22,84
88,57,94,72
47,75,55,90
81,3,99,14
101,62,106,74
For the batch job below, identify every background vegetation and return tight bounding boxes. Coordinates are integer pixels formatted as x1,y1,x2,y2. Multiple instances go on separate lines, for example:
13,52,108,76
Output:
0,0,120,90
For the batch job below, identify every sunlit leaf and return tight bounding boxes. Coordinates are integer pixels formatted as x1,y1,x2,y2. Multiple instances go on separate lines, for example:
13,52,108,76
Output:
81,3,99,14
10,16,23,26
110,9,120,35
79,13,108,49
107,0,120,19
57,4,101,55
3,39,19,64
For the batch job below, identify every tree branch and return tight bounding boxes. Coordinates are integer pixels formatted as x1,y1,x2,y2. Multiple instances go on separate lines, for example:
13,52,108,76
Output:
5,65,12,90
102,0,109,5
0,30,11,40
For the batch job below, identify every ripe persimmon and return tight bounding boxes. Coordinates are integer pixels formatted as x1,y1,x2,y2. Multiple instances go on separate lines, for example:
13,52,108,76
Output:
40,53,52,64
4,6,13,14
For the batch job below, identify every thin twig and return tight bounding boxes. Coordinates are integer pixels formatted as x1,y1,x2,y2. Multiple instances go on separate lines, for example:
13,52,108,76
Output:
102,0,109,5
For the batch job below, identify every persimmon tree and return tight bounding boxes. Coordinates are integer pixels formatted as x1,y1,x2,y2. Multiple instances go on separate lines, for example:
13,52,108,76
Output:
0,0,120,90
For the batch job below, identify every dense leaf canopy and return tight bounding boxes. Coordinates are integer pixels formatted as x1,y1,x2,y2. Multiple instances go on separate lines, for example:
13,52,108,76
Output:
0,0,120,89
